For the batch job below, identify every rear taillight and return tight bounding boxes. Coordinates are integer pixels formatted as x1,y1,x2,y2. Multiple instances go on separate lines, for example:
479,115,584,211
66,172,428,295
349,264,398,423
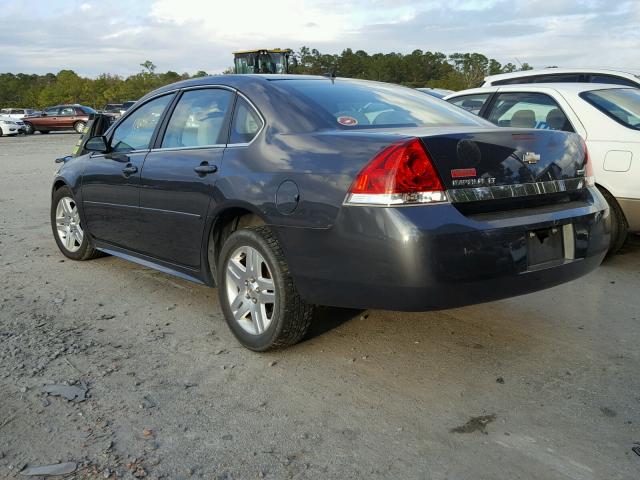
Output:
345,138,448,206
581,138,595,187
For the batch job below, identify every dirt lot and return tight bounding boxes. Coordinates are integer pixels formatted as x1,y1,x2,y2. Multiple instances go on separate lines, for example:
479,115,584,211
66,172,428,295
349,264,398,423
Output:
1,132,639,480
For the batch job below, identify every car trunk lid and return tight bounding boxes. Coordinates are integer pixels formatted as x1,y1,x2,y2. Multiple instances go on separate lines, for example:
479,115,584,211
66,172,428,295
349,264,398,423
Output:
419,129,588,197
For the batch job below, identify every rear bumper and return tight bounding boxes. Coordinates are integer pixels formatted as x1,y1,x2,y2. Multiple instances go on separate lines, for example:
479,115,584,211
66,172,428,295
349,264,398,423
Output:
275,187,610,311
617,197,640,232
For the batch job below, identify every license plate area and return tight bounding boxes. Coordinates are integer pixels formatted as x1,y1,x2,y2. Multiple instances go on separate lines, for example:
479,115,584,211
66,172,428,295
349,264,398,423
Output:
527,226,565,269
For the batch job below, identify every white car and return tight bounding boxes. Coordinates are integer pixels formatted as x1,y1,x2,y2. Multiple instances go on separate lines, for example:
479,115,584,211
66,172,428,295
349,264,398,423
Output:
482,68,640,89
0,108,39,120
0,115,26,136
445,83,640,254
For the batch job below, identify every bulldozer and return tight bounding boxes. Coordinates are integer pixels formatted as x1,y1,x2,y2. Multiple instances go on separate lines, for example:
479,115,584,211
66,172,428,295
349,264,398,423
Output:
233,49,293,74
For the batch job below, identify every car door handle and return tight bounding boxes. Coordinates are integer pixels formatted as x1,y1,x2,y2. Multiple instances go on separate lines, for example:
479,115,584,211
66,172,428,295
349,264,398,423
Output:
194,163,218,175
122,165,138,175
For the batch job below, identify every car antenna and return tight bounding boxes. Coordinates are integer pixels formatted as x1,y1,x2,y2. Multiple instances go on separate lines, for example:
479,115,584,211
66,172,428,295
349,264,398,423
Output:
322,68,337,83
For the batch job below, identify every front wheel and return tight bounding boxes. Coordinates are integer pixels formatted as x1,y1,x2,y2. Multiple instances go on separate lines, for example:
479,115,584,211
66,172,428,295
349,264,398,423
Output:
51,186,100,261
74,121,86,134
23,122,34,134
217,226,315,351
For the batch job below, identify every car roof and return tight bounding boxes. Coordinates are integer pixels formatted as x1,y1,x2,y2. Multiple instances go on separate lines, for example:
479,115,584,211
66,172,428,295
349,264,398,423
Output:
484,68,640,85
444,83,636,99
142,74,382,102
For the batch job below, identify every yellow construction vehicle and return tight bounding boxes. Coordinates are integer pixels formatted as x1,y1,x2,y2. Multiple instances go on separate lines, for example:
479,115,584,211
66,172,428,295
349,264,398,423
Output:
233,49,293,74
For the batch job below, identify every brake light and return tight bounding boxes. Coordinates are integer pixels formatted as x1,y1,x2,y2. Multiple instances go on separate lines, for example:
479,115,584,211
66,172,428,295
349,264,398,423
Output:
345,138,448,206
581,138,595,187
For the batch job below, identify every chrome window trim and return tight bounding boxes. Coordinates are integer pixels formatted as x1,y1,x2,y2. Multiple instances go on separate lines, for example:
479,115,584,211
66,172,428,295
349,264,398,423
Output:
447,178,588,203
145,84,265,152
227,90,265,147
90,149,151,159
150,144,225,153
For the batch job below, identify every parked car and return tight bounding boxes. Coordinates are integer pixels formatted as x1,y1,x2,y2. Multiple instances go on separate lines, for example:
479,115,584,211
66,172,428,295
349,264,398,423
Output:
0,108,39,119
0,115,26,136
101,104,124,119
23,105,96,134
416,87,454,99
483,68,640,88
445,83,639,253
121,100,137,114
51,75,609,351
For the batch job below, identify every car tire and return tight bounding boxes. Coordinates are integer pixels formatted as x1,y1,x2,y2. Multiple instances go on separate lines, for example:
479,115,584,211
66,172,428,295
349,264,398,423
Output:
217,226,315,351
40,130,50,134
0,127,3,137
51,186,101,261
598,186,628,256
74,121,86,134
23,122,34,134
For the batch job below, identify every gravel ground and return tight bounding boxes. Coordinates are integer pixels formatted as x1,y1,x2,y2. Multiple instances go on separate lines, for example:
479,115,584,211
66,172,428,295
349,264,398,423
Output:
1,132,639,480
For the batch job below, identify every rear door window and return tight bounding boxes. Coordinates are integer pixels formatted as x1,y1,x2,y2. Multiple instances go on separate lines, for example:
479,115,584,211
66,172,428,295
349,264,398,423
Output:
447,94,491,115
60,107,75,116
162,89,234,148
229,97,263,143
487,92,574,132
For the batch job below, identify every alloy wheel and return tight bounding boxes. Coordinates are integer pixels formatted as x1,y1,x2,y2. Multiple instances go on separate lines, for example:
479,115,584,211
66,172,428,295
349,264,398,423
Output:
225,245,276,335
55,197,84,253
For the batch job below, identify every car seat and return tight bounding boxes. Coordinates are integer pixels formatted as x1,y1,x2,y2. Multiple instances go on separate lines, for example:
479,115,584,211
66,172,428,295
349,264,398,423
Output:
545,108,570,131
510,109,536,128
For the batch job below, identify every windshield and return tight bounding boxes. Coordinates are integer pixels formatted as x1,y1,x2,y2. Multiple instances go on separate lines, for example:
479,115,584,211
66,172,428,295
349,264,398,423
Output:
274,79,486,129
581,88,640,130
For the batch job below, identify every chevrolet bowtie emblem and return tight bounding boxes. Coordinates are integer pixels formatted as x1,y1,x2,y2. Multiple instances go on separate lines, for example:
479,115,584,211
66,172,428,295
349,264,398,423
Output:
523,152,540,164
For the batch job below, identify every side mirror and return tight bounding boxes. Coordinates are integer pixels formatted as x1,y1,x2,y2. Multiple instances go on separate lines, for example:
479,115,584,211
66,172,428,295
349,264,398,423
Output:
85,135,110,153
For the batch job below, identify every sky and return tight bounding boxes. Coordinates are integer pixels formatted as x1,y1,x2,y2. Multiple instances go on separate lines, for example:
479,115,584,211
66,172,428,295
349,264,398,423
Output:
0,0,638,77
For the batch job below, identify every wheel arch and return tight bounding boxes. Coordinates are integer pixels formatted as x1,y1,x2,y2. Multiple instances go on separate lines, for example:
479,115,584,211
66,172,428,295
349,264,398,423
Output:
204,205,268,286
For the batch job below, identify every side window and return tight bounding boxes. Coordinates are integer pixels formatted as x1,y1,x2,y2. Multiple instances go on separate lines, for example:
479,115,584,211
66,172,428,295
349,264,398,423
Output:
44,107,60,116
588,75,638,87
230,97,264,143
487,93,574,132
60,107,75,116
447,94,491,115
162,89,234,148
534,74,580,83
111,95,173,153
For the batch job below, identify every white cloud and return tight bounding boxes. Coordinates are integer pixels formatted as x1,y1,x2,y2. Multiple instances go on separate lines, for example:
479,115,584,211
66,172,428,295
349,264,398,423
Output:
0,0,637,76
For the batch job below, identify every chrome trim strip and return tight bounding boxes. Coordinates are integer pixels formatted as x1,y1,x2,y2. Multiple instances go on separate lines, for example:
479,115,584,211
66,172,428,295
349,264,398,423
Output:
447,178,587,203
150,144,225,152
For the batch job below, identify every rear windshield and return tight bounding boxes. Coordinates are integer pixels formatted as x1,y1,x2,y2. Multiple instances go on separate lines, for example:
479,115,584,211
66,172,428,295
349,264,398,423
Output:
79,106,97,114
581,88,640,130
273,79,485,129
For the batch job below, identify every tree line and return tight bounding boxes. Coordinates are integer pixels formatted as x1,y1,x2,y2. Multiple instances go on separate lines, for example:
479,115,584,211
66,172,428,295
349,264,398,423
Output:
0,48,532,109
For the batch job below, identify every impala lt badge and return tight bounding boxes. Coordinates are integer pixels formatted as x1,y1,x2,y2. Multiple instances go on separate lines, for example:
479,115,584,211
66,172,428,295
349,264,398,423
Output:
523,151,541,164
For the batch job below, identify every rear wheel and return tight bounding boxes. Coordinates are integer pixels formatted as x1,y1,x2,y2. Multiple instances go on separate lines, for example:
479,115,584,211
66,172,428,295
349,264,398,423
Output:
51,186,100,261
598,186,628,256
74,121,86,134
217,226,315,351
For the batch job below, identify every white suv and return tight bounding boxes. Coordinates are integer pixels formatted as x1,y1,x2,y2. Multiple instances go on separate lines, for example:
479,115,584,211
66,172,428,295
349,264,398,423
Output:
483,68,640,89
445,83,640,254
